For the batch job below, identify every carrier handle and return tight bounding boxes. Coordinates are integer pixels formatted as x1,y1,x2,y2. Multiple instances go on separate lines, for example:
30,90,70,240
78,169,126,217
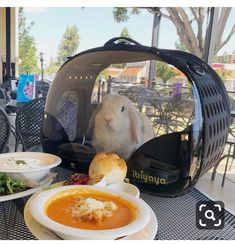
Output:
104,37,143,47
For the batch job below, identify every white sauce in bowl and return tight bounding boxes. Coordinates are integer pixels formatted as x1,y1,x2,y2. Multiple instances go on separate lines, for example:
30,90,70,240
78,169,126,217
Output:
1,157,43,170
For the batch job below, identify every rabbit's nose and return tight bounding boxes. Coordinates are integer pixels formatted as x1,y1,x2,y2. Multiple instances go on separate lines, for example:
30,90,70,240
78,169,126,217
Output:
104,116,112,123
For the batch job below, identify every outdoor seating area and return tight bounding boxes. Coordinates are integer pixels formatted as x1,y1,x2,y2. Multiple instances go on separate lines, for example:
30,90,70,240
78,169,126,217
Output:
0,68,235,239
0,5,235,241
0,37,234,240
122,85,194,135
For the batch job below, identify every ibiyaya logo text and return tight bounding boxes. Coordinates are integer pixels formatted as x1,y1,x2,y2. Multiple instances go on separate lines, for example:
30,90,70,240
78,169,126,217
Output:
132,170,166,185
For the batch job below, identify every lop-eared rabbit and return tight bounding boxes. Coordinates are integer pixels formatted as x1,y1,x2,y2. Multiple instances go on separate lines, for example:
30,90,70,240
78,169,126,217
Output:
90,94,155,160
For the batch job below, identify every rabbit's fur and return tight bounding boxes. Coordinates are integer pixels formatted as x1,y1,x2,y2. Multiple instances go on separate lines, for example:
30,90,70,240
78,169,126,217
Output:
89,94,155,160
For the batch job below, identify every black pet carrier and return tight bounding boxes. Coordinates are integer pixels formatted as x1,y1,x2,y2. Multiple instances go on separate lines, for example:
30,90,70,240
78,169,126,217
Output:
42,37,230,197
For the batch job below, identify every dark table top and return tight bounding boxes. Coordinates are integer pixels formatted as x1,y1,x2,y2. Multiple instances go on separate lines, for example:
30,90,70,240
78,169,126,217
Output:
1,166,235,240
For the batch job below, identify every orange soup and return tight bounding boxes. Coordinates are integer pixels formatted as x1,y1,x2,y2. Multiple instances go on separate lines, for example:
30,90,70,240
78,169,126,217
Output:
45,191,136,230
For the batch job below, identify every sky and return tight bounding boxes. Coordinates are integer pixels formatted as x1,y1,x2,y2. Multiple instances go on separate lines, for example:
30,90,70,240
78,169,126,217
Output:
24,7,235,67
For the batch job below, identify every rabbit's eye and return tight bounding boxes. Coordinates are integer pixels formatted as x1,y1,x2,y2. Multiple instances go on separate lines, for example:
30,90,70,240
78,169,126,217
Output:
121,106,125,112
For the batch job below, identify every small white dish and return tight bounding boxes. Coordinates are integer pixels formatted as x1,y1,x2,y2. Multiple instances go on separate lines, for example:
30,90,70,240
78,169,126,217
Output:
29,185,150,240
0,152,61,183
107,182,140,198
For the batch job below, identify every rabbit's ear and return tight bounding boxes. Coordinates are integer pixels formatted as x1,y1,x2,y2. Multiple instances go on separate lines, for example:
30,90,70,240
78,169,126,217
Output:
129,105,142,144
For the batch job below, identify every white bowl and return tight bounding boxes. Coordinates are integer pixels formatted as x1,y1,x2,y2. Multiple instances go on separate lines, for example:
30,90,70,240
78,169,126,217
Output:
0,152,61,183
107,182,140,198
29,185,150,240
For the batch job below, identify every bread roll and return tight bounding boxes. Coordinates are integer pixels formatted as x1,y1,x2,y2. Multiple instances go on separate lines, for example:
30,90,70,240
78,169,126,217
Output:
88,152,127,184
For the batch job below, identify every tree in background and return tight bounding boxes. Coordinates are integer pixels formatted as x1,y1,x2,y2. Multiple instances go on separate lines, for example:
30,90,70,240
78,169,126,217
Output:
213,52,230,63
112,7,140,23
98,69,109,81
18,7,39,74
156,62,179,84
112,7,235,59
57,25,80,66
175,38,187,52
46,56,60,75
216,68,232,81
120,27,132,39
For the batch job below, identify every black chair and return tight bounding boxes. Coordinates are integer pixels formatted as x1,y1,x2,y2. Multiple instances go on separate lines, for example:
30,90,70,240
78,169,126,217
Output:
15,97,46,152
0,80,12,90
0,88,7,106
0,80,18,99
136,87,160,112
35,80,51,98
160,93,194,134
124,86,145,108
135,87,165,134
0,106,11,153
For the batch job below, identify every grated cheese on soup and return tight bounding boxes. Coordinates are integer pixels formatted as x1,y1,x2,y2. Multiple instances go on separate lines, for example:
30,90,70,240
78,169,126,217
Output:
67,197,118,222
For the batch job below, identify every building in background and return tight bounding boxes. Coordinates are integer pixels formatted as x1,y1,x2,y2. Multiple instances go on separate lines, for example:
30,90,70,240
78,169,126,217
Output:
215,54,235,64
118,62,149,84
0,7,19,85
107,67,123,78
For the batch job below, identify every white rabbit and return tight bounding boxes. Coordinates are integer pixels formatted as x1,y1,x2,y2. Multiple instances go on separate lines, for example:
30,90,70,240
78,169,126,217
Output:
89,94,155,160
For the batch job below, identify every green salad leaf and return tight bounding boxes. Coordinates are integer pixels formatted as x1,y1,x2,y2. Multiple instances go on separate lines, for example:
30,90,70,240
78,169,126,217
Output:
0,172,26,195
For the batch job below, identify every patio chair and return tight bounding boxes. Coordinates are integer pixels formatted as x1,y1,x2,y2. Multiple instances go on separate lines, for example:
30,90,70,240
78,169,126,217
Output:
161,93,194,134
0,88,6,106
0,80,18,99
136,87,160,112
124,86,145,108
15,97,46,152
35,80,51,98
0,106,11,153
135,87,165,134
0,80,12,90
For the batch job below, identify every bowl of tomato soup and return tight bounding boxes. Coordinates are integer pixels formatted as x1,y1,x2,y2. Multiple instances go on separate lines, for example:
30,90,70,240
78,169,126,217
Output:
29,185,150,240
